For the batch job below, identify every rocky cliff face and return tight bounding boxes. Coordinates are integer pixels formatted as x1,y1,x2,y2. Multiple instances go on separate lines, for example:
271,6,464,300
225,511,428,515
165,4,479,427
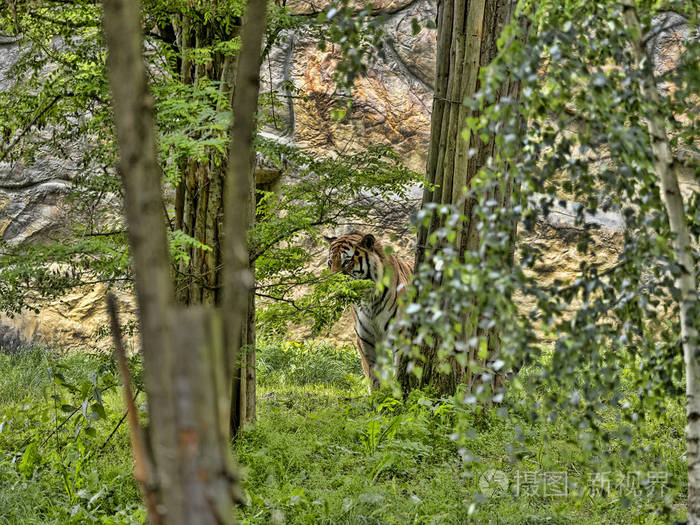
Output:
0,37,74,244
0,1,440,349
0,8,693,350
261,0,435,172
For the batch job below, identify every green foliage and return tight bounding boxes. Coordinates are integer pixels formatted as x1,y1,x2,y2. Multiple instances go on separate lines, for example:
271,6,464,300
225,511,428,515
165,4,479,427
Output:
237,356,685,523
0,0,251,315
154,77,234,180
253,139,420,334
0,1,129,316
0,0,419,340
256,339,363,388
391,0,697,516
315,0,387,91
168,229,212,265
0,342,686,523
0,234,130,316
2,0,694,519
0,347,143,523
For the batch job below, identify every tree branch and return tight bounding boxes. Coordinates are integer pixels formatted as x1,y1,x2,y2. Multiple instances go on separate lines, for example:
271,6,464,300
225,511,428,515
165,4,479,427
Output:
107,293,161,525
0,94,62,164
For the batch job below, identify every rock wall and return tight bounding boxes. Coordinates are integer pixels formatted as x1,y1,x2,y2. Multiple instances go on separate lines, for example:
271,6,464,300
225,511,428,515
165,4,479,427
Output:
0,9,695,350
0,285,137,352
0,36,76,244
261,0,436,172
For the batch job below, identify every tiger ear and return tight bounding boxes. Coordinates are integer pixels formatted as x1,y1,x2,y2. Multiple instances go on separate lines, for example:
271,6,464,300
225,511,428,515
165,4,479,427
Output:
323,235,337,244
360,234,375,250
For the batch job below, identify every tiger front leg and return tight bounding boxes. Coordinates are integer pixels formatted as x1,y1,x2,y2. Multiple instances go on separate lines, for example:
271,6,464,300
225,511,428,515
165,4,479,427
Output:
355,335,380,392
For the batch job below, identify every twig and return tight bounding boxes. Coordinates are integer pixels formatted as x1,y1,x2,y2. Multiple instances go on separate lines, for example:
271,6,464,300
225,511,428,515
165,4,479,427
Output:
0,94,63,164
99,410,128,451
39,383,117,448
80,230,127,237
546,260,628,296
95,387,140,454
255,292,326,311
107,293,162,525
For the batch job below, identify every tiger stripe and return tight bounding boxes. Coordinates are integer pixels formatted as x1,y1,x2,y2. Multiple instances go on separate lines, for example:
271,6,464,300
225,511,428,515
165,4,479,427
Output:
325,231,413,390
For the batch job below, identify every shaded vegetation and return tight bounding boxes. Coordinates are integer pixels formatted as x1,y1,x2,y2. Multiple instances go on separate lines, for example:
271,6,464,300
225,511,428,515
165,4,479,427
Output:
0,342,686,524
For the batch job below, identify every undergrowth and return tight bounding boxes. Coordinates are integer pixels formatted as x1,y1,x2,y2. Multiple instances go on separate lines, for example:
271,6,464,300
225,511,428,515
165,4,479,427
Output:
0,341,686,524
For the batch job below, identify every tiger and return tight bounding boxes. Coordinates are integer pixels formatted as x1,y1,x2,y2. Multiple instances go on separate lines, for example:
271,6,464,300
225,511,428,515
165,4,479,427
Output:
325,231,413,390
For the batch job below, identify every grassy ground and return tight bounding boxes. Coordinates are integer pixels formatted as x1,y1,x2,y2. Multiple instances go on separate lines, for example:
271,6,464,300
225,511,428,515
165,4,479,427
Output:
0,342,687,524
0,348,142,524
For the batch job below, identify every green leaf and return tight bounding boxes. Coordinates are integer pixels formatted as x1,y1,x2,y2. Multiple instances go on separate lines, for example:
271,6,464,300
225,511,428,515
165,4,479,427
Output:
411,18,421,36
330,107,347,120
19,443,40,476
90,402,107,420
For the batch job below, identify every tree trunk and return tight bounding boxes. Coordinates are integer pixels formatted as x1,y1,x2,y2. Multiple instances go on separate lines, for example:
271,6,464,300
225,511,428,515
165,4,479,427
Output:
398,0,522,396
174,160,227,306
230,285,256,431
172,21,236,307
101,0,242,521
621,2,700,522
167,8,262,434
223,0,267,434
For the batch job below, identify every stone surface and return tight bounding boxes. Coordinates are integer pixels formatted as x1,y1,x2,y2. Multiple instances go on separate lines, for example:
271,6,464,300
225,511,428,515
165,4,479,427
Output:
0,164,73,243
0,34,22,91
289,221,624,347
0,284,137,351
290,36,432,171
385,0,437,89
0,11,695,350
648,12,689,77
285,0,417,15
0,38,83,244
260,0,436,171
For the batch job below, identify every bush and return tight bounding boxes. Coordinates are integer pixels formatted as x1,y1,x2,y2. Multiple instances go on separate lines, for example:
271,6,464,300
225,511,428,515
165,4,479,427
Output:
256,339,363,388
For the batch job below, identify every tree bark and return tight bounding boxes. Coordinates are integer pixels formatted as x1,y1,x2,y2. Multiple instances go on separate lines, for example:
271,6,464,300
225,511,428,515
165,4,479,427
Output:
621,2,700,522
223,0,267,433
399,0,522,396
166,6,262,435
107,294,162,525
172,20,237,307
102,0,242,521
174,161,226,306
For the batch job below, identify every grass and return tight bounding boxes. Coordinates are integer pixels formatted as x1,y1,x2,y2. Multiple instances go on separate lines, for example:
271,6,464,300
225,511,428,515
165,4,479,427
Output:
0,341,688,524
0,347,142,524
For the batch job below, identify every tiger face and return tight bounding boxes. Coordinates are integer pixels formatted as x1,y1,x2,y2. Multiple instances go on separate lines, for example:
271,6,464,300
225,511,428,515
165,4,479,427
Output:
325,232,382,282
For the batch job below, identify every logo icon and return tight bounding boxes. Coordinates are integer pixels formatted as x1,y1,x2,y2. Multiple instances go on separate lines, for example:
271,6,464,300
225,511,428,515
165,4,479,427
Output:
479,469,509,497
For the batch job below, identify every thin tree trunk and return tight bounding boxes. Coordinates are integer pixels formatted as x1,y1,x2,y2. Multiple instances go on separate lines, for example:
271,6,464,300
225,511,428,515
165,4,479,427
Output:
101,3,180,518
399,0,522,396
174,160,226,306
172,19,237,308
621,2,700,521
223,0,267,434
102,0,242,521
107,294,162,525
167,8,259,435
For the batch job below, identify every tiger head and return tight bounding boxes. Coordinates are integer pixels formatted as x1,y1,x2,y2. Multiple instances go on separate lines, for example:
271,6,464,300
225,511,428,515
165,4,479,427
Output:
324,231,384,282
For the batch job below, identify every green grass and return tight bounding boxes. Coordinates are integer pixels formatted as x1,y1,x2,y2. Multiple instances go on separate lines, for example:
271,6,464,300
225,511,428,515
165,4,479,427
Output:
0,347,143,524
236,386,686,524
0,342,688,524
